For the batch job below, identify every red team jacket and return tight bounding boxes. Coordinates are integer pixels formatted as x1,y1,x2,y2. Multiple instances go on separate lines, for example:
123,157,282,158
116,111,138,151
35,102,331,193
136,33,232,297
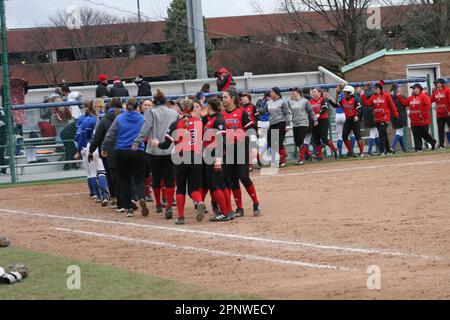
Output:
397,92,431,127
242,103,259,130
361,92,398,123
430,87,450,118
310,97,329,120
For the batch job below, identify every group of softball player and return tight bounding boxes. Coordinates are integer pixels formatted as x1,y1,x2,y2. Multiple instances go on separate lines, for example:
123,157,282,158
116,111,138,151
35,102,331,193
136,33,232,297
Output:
75,78,449,224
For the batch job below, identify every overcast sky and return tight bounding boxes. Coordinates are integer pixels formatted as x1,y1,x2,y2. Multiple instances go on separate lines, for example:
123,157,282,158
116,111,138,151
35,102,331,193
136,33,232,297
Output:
5,0,278,29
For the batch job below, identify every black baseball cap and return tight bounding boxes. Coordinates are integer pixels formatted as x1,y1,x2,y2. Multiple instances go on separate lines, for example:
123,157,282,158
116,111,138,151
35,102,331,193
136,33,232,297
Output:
434,78,447,85
410,83,423,90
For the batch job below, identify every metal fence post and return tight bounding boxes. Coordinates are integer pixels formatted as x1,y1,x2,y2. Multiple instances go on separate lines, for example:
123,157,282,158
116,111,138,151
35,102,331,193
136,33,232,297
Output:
427,74,436,139
1,0,16,183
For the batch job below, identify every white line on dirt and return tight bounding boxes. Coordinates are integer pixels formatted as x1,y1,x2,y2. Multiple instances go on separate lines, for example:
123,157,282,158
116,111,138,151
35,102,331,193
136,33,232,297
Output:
253,159,450,179
0,208,441,260
54,227,355,272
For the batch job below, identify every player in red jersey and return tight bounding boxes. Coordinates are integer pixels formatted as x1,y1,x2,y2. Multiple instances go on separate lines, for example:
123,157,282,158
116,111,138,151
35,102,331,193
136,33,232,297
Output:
240,92,260,171
151,99,207,225
203,97,234,222
222,90,261,217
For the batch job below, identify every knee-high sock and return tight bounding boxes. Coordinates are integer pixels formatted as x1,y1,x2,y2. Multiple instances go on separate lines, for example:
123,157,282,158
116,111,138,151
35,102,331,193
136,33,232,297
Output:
399,136,407,152
145,177,151,196
212,190,228,215
87,178,96,196
245,183,259,204
315,145,323,158
165,187,175,209
391,134,400,151
344,140,353,155
201,188,208,202
176,194,185,218
350,136,356,151
161,180,166,201
368,138,375,154
232,188,243,209
299,147,305,161
88,177,99,197
374,137,381,153
153,187,161,206
303,144,312,158
327,141,337,153
190,190,202,203
337,139,343,157
97,173,109,199
223,188,233,213
358,141,365,155
279,146,286,164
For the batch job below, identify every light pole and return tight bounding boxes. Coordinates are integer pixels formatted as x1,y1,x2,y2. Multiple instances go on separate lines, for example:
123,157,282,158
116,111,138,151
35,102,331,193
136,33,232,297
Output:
186,0,208,79
137,0,141,21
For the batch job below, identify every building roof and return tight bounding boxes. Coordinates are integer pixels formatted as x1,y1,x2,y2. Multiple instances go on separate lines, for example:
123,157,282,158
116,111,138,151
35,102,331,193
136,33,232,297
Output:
342,47,450,73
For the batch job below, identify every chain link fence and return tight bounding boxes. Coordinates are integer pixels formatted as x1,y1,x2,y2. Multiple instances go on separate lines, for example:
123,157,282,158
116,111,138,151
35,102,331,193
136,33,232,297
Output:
0,70,436,185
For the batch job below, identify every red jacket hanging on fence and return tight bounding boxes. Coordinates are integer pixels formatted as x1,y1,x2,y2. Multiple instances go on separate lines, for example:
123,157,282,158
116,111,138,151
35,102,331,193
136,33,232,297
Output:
361,92,398,123
430,87,450,118
9,77,28,125
397,92,431,127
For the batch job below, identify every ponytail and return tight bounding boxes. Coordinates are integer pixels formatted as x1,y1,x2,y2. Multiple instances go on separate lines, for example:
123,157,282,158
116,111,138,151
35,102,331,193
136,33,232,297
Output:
153,89,166,105
126,97,139,111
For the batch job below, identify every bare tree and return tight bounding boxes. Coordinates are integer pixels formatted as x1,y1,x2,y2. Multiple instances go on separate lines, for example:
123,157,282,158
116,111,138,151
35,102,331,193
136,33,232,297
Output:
47,7,152,85
256,0,407,70
26,27,65,86
402,0,450,47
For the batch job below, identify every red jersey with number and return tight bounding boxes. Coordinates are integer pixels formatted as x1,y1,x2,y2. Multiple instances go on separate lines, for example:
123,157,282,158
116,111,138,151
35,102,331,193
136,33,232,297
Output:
203,114,226,150
164,116,203,154
340,96,361,118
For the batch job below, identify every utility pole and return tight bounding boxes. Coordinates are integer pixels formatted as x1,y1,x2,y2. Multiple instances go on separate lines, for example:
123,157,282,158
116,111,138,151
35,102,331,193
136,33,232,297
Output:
186,0,208,79
137,0,141,21
0,0,16,183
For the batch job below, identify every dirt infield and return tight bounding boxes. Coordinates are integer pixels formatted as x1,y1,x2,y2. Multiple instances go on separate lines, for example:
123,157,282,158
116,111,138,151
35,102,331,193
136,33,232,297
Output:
1,152,450,299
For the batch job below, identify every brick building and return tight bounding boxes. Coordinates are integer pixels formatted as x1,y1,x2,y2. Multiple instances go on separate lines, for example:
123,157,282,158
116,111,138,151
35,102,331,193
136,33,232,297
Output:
342,47,450,85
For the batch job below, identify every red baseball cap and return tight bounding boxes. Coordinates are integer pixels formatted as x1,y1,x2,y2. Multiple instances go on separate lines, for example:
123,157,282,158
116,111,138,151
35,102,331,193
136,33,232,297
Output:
98,74,108,82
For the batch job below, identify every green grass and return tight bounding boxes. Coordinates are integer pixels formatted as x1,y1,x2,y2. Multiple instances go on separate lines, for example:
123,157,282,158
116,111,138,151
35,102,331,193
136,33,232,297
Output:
0,247,258,300
0,178,84,189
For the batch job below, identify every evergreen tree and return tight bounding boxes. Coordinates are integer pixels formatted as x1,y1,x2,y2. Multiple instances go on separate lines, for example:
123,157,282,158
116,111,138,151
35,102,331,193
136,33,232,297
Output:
163,0,214,80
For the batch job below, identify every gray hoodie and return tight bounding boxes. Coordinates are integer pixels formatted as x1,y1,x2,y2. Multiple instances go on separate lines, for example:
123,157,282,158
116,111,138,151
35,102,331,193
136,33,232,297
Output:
133,104,179,156
288,98,317,128
262,98,290,126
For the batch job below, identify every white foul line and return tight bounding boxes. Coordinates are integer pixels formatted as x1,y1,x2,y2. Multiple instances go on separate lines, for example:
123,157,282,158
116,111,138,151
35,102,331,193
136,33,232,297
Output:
254,159,450,179
0,208,441,260
54,227,355,272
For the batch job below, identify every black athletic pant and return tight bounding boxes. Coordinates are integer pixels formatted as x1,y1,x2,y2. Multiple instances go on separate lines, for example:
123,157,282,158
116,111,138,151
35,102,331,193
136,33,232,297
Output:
174,161,203,196
293,126,309,148
116,149,146,210
267,121,286,151
342,118,362,141
312,118,330,146
206,164,227,192
225,143,253,190
411,125,435,151
437,117,450,147
376,122,389,154
149,154,175,188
